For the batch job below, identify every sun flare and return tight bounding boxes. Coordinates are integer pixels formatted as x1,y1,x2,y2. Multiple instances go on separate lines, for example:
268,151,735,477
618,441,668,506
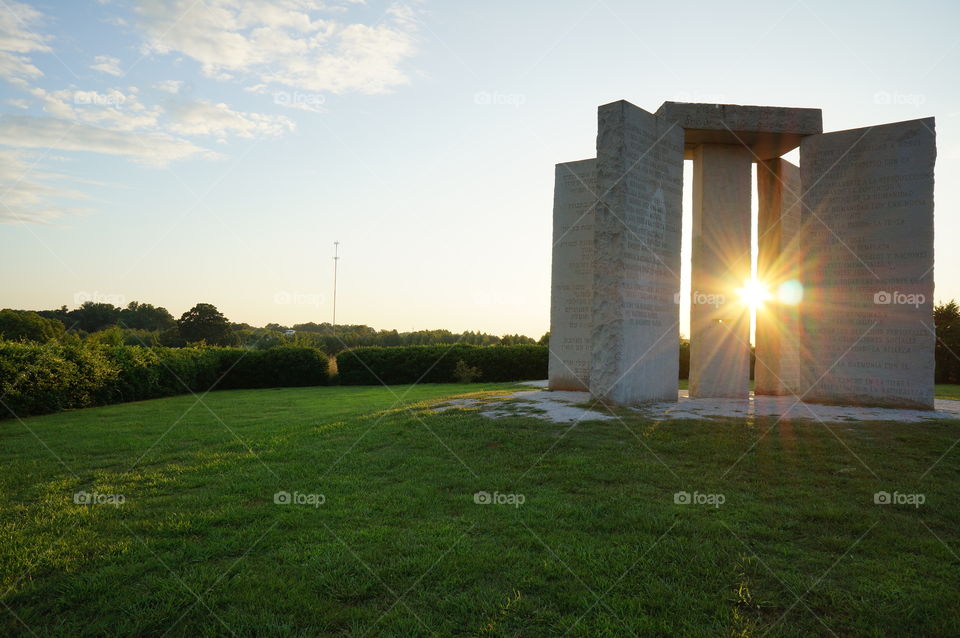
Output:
735,278,772,311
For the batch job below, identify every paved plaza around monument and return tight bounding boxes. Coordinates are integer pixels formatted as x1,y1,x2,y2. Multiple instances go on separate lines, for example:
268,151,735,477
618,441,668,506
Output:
437,381,960,425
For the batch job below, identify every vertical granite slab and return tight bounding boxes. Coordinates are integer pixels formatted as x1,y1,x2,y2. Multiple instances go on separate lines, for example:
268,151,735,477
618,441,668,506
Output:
755,158,803,396
591,101,684,405
799,118,936,409
688,144,753,399
548,159,597,391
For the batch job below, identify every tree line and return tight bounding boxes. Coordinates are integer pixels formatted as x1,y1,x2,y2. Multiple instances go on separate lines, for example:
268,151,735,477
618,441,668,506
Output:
4,299,960,383
0,301,547,354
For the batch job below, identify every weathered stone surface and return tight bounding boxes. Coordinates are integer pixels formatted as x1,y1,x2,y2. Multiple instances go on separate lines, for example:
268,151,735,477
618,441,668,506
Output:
799,118,936,409
591,101,684,405
655,101,823,160
755,158,803,396
548,158,596,391
688,144,753,399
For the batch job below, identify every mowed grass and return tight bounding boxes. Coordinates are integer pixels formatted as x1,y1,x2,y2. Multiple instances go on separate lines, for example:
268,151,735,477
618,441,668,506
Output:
2,383,960,637
936,384,960,400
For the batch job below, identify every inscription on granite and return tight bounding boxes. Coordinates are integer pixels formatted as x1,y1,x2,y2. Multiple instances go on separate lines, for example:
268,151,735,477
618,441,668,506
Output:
799,118,936,408
549,159,597,391
591,101,684,404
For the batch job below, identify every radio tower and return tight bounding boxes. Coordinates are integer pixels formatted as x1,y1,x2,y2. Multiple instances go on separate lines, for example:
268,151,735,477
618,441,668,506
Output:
332,241,340,327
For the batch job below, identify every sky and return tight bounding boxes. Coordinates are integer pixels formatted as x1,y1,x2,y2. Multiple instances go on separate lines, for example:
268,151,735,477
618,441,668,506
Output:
1,0,958,338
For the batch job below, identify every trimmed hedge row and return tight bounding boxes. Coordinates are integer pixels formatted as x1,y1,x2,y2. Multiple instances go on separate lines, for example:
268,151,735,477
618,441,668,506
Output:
336,344,548,385
0,342,329,418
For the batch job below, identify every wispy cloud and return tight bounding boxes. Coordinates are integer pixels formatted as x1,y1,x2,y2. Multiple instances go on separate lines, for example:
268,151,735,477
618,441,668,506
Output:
0,1,51,54
0,149,92,224
167,99,295,139
0,0,422,225
0,0,50,83
135,0,419,94
90,54,123,76
30,86,163,131
0,116,218,167
153,79,182,93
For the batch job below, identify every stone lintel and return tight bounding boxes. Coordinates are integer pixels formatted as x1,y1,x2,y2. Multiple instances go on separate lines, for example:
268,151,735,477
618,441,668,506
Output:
655,101,823,160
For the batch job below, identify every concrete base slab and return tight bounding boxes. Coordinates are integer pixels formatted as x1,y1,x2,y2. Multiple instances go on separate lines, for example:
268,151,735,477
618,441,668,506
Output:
435,383,960,424
433,389,612,424
634,391,960,423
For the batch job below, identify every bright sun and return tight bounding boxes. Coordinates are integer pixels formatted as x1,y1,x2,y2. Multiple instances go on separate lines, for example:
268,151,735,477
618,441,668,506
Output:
735,278,771,311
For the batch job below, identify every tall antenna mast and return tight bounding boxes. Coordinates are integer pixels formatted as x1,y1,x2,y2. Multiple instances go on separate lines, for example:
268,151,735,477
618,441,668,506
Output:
332,241,340,326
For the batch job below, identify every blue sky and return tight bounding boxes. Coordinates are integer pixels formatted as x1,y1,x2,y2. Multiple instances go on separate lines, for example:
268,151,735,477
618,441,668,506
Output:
1,0,958,337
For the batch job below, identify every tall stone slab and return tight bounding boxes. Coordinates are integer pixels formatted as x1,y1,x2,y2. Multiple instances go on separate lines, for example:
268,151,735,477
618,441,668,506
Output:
799,118,936,409
688,144,753,399
591,101,684,405
549,159,597,391
755,158,803,396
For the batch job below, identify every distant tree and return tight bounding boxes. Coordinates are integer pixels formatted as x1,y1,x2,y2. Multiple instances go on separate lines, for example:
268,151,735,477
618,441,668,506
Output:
177,303,236,346
158,327,186,348
119,301,175,331
381,329,401,346
69,302,121,332
292,322,376,337
120,329,161,347
935,300,960,383
538,332,550,346
86,326,125,346
234,327,286,350
36,305,71,329
292,332,326,350
0,309,65,342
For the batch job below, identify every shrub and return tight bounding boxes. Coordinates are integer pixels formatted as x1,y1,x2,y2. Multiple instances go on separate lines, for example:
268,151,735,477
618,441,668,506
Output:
453,360,482,383
223,347,329,389
0,341,329,419
336,345,547,385
102,344,162,402
0,341,122,416
0,342,80,416
679,338,690,380
0,309,65,342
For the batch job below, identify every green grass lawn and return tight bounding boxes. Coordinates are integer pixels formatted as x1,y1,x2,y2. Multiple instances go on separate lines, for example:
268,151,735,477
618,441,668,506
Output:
936,384,960,400
2,383,960,636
